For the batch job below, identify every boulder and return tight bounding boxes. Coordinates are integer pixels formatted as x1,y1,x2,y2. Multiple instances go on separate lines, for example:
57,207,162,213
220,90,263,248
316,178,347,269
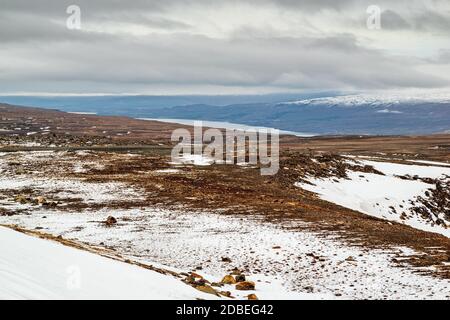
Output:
221,257,232,263
15,195,28,204
105,216,117,225
235,274,246,282
235,281,255,291
211,282,223,288
220,275,236,285
35,196,47,205
230,268,242,275
219,291,232,298
196,285,219,296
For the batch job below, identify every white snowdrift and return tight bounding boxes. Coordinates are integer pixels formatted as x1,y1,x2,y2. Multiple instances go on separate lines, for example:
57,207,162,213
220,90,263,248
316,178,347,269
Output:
362,160,450,179
0,227,211,300
170,154,223,166
296,159,450,237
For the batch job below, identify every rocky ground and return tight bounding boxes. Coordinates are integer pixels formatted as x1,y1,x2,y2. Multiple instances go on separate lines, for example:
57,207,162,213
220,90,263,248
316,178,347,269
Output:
1,104,450,299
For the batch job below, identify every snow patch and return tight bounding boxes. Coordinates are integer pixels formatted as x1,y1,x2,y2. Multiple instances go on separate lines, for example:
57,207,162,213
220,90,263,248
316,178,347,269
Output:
1,208,449,299
0,226,212,300
171,154,216,166
296,159,450,237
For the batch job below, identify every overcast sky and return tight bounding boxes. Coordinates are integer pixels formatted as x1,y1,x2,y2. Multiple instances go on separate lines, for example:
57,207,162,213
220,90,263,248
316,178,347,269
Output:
0,0,449,95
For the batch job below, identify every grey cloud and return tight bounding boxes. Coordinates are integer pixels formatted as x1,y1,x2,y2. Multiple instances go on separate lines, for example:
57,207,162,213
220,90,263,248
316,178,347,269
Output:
414,10,450,34
0,11,120,43
0,32,446,93
96,14,193,30
377,8,450,34
432,50,450,64
381,10,411,30
0,0,448,94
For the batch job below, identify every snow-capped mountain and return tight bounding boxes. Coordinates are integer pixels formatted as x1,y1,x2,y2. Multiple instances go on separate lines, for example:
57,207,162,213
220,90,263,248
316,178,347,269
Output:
2,90,449,135
138,91,450,135
285,90,450,107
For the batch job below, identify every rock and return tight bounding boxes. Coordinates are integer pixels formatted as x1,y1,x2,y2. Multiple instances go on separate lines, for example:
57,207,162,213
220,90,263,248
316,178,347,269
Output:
247,294,258,300
184,275,207,286
183,276,196,285
303,286,314,293
235,281,255,291
35,196,47,205
235,274,246,282
219,291,232,298
211,282,223,288
15,168,26,175
220,275,236,285
196,285,219,296
190,272,203,279
105,216,117,225
15,195,28,204
43,200,58,207
230,268,241,275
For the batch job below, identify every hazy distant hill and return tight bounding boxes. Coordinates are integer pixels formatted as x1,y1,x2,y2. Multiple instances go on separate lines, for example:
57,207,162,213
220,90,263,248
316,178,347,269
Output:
1,92,449,135
143,94,450,135
0,93,332,114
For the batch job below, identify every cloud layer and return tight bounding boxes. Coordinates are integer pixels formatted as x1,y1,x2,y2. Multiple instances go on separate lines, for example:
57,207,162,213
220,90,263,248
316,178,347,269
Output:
0,0,449,94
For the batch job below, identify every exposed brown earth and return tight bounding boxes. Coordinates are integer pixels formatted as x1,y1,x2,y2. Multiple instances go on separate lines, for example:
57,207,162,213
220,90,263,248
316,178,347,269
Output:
1,103,450,279
2,102,449,161
282,134,450,163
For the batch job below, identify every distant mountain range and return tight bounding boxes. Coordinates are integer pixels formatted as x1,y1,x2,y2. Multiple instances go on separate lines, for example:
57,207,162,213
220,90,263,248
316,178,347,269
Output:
1,92,449,135
139,93,450,135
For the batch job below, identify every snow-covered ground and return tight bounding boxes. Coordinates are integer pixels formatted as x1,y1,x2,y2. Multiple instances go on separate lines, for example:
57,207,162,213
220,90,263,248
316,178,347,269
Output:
0,226,213,300
297,157,450,237
0,176,143,205
1,151,450,299
170,154,216,166
0,151,323,300
2,207,450,299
